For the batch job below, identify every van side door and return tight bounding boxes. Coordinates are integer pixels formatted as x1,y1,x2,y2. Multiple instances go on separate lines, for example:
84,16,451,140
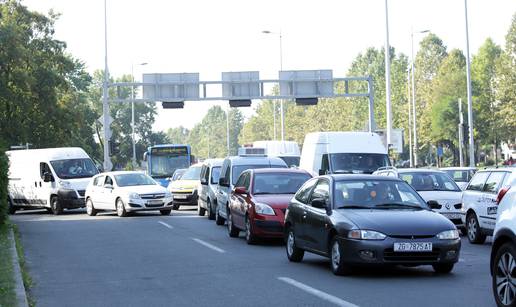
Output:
479,171,507,231
37,162,56,208
217,160,231,218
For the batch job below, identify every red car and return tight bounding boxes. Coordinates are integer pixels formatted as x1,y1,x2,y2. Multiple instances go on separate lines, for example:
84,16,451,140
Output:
227,168,312,244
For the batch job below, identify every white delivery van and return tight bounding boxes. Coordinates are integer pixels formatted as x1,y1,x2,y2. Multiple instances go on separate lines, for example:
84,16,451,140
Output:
252,140,301,167
7,147,99,215
299,131,391,176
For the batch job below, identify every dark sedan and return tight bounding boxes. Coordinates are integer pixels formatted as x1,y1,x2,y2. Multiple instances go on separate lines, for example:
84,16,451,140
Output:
227,168,311,244
284,175,461,275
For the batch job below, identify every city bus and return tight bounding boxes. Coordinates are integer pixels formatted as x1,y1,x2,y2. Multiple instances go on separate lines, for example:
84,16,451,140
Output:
143,144,194,187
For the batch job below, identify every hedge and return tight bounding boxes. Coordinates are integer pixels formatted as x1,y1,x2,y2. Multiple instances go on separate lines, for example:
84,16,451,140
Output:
0,148,8,225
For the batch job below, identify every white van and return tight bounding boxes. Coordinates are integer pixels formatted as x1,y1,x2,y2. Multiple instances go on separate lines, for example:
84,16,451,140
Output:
7,147,99,215
252,140,301,167
299,131,390,176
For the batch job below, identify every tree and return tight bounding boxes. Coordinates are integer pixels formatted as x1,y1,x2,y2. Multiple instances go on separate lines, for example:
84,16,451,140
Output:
166,126,190,144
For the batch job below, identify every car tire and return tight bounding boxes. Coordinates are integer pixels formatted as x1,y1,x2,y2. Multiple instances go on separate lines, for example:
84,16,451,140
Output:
50,196,63,215
432,263,454,274
198,205,206,216
172,203,180,210
492,242,516,307
227,210,240,238
207,200,215,220
86,198,97,216
116,198,128,217
245,216,257,245
286,227,304,262
7,199,16,215
467,212,486,244
330,237,353,276
160,209,171,216
215,204,225,226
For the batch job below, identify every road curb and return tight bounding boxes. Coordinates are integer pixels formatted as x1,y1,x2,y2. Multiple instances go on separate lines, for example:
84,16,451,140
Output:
8,227,29,307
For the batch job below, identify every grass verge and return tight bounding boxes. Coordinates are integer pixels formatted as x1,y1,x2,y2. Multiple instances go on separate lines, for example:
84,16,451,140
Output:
0,223,17,307
12,224,35,307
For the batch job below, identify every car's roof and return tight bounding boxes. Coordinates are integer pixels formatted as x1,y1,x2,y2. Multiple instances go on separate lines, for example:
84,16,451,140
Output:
202,158,224,166
395,168,444,173
476,167,516,173
440,167,477,171
325,174,404,181
225,155,287,166
251,168,310,175
97,171,146,176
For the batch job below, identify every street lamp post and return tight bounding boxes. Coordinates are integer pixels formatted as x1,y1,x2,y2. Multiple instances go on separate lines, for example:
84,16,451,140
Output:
464,0,475,167
131,62,147,169
262,30,284,141
407,68,413,167
384,0,392,148
102,0,112,171
411,28,429,167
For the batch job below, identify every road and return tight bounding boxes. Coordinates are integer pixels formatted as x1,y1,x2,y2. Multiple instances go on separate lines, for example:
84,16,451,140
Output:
12,208,495,307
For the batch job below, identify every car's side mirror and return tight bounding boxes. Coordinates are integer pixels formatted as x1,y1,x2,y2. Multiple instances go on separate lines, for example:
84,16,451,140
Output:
43,172,54,182
311,198,327,209
200,178,208,185
105,184,114,190
234,186,247,195
318,169,327,176
218,177,227,186
427,200,440,209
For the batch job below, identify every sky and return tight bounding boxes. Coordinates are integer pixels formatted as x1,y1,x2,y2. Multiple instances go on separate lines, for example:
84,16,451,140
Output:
23,0,516,132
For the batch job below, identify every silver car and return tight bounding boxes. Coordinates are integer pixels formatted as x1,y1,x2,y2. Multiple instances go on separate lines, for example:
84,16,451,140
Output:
197,159,223,219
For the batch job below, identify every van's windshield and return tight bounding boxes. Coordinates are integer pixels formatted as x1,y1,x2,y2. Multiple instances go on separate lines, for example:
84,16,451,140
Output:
50,159,99,179
330,153,390,174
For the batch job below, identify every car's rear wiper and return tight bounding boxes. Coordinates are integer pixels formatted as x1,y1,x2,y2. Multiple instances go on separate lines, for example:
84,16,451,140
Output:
375,203,423,210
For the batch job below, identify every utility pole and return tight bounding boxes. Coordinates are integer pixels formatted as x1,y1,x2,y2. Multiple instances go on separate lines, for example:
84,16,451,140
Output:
384,0,392,148
226,108,230,156
458,98,464,167
407,69,413,167
102,0,112,171
464,0,475,167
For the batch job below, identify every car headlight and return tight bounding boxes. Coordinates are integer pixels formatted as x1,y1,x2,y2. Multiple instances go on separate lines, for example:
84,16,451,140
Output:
348,229,386,240
59,180,72,189
436,230,459,240
129,192,140,199
254,203,275,216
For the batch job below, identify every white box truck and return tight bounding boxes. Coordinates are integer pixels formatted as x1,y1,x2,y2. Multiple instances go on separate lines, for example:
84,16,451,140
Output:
7,147,99,215
252,140,301,167
299,131,391,176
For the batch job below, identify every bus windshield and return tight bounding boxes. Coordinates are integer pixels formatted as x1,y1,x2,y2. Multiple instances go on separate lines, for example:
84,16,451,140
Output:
149,146,191,178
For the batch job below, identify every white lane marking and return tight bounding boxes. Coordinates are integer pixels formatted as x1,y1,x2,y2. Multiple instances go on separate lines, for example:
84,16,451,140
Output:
192,238,226,253
278,277,359,307
158,221,174,229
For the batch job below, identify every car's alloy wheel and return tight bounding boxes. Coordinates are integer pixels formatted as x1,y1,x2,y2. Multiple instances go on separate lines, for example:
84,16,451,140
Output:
245,217,256,245
493,243,516,307
286,228,304,262
227,210,239,238
86,199,97,216
116,199,127,217
467,213,486,244
330,237,352,275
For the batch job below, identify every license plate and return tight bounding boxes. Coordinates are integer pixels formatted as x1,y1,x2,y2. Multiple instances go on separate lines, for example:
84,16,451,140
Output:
443,213,462,219
174,195,187,199
147,200,163,205
394,242,432,252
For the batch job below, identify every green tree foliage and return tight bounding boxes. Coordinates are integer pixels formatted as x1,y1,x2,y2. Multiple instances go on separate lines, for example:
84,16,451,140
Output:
0,1,96,154
166,126,190,144
0,148,7,225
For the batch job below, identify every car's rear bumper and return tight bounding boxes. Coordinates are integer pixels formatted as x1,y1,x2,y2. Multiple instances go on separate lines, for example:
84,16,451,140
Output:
338,236,461,265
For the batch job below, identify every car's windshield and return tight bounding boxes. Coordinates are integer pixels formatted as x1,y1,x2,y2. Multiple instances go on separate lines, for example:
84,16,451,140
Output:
150,155,190,178
232,164,284,183
211,166,221,184
443,169,476,183
181,166,202,180
50,158,99,179
279,156,300,167
114,173,157,187
334,180,427,209
330,153,390,174
172,169,186,181
400,172,461,192
253,172,311,195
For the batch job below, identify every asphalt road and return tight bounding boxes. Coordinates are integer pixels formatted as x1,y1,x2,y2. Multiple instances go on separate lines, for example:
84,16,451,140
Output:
12,207,495,307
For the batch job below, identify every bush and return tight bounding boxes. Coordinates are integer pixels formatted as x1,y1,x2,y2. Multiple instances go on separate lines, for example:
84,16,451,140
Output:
0,149,8,225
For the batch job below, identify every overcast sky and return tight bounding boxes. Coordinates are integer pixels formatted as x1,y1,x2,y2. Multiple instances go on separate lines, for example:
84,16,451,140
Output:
23,0,516,132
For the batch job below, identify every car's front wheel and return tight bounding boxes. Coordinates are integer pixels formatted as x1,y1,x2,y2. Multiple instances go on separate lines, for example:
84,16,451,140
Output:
330,237,353,275
245,216,257,245
116,198,128,217
215,204,225,226
432,263,454,274
467,212,486,244
227,210,240,238
198,205,206,216
86,198,97,216
172,203,180,210
207,200,215,220
492,242,516,307
286,227,304,262
160,209,171,216
50,196,63,215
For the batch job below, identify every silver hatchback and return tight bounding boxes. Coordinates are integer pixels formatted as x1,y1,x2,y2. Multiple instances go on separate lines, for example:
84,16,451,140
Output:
198,159,223,219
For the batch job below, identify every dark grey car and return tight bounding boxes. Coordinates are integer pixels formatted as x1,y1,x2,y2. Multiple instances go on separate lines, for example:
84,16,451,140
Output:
284,175,461,275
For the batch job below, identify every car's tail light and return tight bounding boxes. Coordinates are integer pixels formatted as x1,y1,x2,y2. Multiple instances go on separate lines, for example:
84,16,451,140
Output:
496,186,511,205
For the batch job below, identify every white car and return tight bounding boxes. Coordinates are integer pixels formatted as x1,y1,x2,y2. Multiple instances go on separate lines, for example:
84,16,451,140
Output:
440,167,477,190
491,186,516,307
85,171,174,217
462,168,516,244
374,168,464,231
